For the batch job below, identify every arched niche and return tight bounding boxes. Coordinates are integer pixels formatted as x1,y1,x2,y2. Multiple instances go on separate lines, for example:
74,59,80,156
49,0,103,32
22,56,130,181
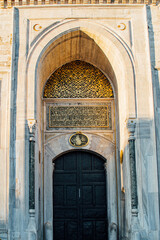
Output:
25,20,136,240
26,21,136,151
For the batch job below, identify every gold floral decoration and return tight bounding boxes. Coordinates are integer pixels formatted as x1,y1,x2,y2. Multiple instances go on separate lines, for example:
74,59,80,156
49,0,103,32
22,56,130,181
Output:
43,60,114,98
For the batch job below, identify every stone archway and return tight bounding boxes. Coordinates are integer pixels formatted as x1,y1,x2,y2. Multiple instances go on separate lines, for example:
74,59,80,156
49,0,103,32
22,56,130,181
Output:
42,60,116,240
25,20,136,240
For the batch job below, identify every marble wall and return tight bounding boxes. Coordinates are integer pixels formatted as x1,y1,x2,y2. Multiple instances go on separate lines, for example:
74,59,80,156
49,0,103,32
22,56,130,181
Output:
0,8,12,240
0,4,160,240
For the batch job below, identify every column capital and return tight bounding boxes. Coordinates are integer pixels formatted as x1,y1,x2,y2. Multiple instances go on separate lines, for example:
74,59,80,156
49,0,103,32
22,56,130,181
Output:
127,118,136,140
27,119,37,141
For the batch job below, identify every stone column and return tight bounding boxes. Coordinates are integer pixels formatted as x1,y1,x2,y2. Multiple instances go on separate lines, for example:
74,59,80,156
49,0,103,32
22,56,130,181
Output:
44,162,55,240
104,161,117,240
27,119,37,240
127,119,138,216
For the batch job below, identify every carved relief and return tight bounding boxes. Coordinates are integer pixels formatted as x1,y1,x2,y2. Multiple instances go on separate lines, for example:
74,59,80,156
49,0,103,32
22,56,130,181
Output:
69,132,89,147
43,61,114,99
47,103,112,129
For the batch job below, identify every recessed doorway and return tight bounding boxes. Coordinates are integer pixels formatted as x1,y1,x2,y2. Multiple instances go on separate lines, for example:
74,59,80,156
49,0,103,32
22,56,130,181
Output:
53,151,108,240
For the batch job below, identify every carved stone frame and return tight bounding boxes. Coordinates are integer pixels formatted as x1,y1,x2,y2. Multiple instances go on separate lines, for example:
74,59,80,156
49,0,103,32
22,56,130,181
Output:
43,132,117,240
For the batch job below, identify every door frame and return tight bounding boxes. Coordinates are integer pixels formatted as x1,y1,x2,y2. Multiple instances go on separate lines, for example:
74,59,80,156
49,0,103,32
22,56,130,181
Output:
44,133,117,240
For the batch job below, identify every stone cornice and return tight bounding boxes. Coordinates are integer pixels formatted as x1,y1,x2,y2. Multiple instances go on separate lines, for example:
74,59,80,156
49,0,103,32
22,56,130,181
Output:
0,1,159,8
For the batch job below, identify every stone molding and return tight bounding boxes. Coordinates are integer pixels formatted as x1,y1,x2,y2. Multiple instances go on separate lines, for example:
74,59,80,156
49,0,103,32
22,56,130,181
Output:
1,0,159,8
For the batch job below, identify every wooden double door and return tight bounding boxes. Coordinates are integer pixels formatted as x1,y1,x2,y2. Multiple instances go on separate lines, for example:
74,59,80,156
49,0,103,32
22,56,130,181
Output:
53,151,107,240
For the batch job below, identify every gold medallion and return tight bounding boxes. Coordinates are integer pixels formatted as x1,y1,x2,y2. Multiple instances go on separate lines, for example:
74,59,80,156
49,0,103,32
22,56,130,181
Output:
69,132,89,147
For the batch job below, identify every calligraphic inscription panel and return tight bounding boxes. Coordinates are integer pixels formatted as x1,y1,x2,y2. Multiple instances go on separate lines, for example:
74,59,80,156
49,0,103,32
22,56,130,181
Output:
47,104,112,129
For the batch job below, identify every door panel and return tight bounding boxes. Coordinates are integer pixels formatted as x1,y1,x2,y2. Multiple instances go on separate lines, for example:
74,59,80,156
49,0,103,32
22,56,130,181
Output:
53,151,107,240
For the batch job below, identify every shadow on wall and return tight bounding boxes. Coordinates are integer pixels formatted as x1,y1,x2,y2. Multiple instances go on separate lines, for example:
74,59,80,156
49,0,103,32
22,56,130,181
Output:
0,220,8,240
147,6,160,214
121,117,157,239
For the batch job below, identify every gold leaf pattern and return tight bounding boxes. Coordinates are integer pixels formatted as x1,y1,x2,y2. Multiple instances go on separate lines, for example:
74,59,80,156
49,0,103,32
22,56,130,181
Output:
43,60,114,98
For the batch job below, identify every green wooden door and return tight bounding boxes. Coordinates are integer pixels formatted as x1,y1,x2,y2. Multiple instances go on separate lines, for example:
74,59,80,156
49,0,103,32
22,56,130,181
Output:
53,151,107,240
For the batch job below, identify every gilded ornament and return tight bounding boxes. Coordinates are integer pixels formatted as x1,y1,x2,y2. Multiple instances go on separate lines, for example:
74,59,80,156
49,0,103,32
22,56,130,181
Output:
118,23,126,31
120,150,123,164
43,61,114,98
33,24,42,31
69,132,89,147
